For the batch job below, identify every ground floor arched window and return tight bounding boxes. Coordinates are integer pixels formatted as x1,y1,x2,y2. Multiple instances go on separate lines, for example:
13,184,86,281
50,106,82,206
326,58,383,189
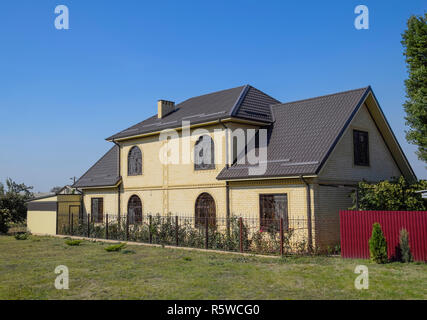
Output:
195,193,216,228
127,195,142,224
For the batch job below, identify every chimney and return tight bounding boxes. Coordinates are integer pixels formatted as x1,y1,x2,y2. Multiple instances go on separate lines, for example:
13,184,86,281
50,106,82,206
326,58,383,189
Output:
157,100,175,119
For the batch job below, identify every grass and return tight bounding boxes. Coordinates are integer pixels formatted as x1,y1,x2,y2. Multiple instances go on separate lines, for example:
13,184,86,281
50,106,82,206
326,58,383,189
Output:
0,235,425,300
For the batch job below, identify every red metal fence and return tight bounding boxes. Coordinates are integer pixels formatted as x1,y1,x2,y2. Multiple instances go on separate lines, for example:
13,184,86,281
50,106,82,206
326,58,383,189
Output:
340,210,427,261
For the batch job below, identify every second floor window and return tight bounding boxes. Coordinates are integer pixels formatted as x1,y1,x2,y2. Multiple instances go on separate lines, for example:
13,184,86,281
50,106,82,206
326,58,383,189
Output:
194,135,215,170
128,146,142,175
353,130,369,166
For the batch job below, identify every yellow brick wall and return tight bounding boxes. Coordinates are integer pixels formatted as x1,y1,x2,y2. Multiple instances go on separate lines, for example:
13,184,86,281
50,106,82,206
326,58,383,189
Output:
120,124,228,189
312,184,354,250
229,179,309,219
27,210,56,235
82,188,119,217
319,104,402,182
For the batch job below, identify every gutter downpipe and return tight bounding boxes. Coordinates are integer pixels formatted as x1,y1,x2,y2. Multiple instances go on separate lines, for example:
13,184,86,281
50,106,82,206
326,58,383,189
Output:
112,139,121,222
219,119,231,237
300,175,313,253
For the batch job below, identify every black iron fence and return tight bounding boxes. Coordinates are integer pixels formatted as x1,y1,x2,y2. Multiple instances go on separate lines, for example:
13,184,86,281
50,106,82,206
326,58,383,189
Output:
58,213,323,255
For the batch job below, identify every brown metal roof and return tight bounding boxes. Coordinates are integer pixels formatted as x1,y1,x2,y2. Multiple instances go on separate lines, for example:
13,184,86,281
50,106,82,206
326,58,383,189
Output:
217,87,371,180
107,85,279,141
73,145,121,188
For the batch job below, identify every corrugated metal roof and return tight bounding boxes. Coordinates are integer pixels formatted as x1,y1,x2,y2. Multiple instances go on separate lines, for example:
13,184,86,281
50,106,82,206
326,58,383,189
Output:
73,145,121,188
107,85,279,140
217,87,370,180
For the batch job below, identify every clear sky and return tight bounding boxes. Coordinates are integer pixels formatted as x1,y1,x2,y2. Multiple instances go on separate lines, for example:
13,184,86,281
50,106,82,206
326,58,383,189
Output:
0,0,426,192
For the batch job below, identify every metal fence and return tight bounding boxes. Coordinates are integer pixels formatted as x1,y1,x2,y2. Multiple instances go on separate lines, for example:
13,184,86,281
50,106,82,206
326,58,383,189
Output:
57,212,313,255
340,210,427,261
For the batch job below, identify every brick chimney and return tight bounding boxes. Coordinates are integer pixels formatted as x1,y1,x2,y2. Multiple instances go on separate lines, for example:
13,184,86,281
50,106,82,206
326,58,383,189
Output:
157,100,175,119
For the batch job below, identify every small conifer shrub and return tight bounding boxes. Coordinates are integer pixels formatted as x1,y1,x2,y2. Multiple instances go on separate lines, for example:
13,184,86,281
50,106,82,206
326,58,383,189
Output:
368,223,388,264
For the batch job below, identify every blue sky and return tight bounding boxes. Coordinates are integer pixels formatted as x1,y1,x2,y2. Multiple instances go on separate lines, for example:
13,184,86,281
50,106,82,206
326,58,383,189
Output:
0,0,426,192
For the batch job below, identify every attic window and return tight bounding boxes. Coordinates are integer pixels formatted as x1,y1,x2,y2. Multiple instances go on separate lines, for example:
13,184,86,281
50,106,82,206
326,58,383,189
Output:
353,130,369,166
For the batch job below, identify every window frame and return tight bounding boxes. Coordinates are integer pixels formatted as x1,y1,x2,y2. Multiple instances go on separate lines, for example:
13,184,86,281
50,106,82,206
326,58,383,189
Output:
259,193,288,232
128,146,143,176
353,129,369,166
91,197,104,223
194,135,215,171
195,192,216,228
127,195,143,224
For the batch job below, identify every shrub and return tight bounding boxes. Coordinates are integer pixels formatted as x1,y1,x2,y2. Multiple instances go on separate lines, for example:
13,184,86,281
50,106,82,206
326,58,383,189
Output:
65,239,83,246
0,208,12,234
352,177,427,211
399,229,413,263
105,243,126,252
369,223,388,264
14,232,29,240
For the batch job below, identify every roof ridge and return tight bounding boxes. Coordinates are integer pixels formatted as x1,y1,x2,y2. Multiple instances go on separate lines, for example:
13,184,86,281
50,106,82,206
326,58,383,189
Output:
271,86,370,108
229,84,250,116
177,85,247,107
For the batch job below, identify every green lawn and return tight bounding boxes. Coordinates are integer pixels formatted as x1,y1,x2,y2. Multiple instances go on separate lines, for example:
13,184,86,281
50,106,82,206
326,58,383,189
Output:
0,235,425,300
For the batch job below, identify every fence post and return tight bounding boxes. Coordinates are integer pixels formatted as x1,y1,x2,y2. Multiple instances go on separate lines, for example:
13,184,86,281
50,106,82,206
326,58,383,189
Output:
106,214,109,240
205,216,209,249
175,216,179,246
239,217,243,253
87,213,90,238
68,212,71,235
71,213,74,235
149,215,152,244
280,218,284,256
126,215,129,241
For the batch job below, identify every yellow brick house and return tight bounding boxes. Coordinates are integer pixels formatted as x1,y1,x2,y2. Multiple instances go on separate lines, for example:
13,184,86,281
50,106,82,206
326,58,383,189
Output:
70,85,416,250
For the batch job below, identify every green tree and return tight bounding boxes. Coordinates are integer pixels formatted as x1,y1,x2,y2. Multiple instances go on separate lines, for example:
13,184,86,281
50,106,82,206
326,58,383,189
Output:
0,178,34,233
399,229,413,263
352,176,427,211
401,14,427,163
369,223,388,264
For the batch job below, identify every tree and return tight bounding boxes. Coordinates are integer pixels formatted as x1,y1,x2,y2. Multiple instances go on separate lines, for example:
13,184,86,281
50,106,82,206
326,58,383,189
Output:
401,14,427,163
0,178,34,233
352,176,427,211
50,186,62,194
369,223,388,264
399,229,413,263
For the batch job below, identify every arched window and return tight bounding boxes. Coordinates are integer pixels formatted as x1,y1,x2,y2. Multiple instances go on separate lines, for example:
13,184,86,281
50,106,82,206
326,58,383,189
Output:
194,135,215,170
127,195,142,224
195,193,216,228
128,146,142,176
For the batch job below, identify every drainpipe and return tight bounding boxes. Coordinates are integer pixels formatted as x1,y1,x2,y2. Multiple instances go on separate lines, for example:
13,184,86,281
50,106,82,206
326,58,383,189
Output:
219,119,231,236
112,139,121,221
300,176,313,253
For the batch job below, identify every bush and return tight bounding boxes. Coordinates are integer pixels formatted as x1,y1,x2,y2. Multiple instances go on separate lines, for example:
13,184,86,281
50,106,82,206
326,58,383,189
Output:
14,232,29,240
65,239,83,246
105,243,126,252
369,223,388,264
352,177,427,210
0,208,12,234
399,229,413,263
